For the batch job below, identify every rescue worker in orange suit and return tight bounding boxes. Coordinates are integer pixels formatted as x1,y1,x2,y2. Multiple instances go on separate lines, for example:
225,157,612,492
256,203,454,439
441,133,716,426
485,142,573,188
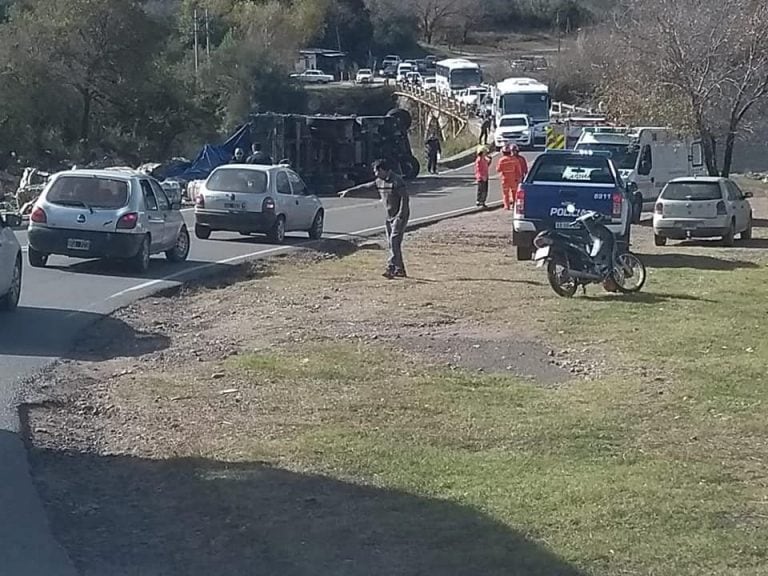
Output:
495,144,528,210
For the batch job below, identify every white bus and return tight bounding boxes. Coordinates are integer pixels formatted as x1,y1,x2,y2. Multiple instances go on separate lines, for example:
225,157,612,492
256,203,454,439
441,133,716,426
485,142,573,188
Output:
434,58,483,95
491,77,551,146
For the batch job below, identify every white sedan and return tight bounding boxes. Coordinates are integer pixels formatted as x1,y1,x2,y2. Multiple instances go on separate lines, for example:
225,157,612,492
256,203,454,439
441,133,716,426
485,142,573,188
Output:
355,69,374,84
290,69,334,84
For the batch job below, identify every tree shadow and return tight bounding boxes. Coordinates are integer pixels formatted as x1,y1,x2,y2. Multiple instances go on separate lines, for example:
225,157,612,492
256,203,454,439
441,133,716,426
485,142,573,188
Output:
639,252,759,271
674,237,768,250
24,442,586,576
0,307,169,360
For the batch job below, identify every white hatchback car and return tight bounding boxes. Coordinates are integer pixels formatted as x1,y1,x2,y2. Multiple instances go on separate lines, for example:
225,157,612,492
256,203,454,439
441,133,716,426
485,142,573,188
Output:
194,164,324,243
653,177,753,246
0,212,23,311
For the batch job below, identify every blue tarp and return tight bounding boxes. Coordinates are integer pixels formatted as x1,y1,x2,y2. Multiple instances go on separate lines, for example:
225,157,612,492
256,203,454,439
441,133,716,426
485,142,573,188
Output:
159,123,252,182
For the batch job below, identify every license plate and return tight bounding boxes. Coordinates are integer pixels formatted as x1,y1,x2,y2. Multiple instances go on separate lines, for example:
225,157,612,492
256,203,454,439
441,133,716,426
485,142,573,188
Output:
224,202,246,210
534,246,550,261
67,238,91,251
555,221,573,229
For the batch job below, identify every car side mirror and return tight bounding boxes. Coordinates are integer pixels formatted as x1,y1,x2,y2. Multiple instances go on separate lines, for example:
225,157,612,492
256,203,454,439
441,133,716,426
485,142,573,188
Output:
2,213,22,228
744,191,753,198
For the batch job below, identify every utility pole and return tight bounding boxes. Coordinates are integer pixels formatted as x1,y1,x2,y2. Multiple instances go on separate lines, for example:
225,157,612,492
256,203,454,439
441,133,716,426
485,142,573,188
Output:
193,8,199,81
205,8,211,59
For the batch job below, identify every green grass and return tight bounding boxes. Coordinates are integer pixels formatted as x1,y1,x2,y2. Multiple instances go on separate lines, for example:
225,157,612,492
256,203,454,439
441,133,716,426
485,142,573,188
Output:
229,256,768,576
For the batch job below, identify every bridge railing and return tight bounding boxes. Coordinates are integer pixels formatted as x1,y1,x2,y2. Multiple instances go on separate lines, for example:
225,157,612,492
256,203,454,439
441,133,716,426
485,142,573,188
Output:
394,81,478,121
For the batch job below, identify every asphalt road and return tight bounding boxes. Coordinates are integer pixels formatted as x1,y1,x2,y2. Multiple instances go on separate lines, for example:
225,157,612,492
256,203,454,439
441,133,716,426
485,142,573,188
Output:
3,160,537,575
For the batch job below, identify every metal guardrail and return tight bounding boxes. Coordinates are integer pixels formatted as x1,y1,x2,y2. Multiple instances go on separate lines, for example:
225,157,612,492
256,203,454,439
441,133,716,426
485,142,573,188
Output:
394,81,478,122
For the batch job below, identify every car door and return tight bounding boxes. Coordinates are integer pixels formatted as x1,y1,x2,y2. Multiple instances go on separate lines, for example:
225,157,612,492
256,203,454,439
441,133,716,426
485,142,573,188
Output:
150,179,179,250
728,181,750,231
140,179,166,252
287,170,317,229
274,170,299,230
0,217,16,295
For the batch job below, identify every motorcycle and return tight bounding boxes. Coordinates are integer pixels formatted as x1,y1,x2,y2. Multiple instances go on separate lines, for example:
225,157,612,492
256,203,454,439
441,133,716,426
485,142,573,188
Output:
532,205,646,298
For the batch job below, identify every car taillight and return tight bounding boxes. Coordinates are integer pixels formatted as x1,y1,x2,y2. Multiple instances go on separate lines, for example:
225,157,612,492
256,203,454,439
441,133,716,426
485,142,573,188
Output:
30,206,47,223
716,201,727,215
116,212,139,229
195,193,205,208
514,185,525,216
263,197,275,211
612,192,622,218
654,202,663,215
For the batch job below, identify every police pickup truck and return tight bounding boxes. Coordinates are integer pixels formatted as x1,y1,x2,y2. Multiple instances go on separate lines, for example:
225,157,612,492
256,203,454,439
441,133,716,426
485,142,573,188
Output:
512,150,634,260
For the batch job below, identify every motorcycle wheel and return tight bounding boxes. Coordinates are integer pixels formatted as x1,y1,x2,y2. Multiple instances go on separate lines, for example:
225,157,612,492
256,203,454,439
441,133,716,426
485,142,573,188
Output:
547,257,578,298
612,252,646,293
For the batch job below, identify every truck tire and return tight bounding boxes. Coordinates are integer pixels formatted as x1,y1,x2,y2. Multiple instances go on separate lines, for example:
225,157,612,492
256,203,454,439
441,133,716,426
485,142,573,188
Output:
401,156,420,179
516,245,533,261
387,108,412,131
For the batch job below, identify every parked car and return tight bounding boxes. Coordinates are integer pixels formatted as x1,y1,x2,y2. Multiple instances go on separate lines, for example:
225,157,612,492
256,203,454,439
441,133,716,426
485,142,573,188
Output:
653,176,753,246
379,64,397,79
290,69,334,84
381,55,401,70
0,211,22,311
355,68,374,84
27,170,190,273
422,76,437,91
494,114,533,150
194,164,324,244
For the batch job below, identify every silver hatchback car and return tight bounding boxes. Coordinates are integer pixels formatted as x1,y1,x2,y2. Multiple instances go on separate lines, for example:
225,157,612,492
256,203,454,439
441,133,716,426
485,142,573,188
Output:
27,170,190,272
194,164,324,243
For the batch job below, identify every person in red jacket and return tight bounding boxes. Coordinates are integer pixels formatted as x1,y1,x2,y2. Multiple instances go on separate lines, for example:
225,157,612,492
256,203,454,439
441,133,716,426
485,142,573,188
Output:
474,145,492,207
496,144,527,210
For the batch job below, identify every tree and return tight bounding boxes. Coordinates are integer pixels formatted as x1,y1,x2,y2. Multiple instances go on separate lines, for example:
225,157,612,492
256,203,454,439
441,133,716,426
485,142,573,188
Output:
599,0,768,176
412,0,471,44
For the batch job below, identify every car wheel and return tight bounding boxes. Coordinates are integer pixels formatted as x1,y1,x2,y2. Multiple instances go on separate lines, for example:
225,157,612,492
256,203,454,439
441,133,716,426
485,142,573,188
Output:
195,223,211,240
0,255,22,311
166,226,190,262
722,220,736,247
386,108,412,131
516,245,533,261
401,156,420,180
132,235,151,273
654,233,667,246
267,215,286,244
308,210,324,240
741,215,753,240
28,247,48,268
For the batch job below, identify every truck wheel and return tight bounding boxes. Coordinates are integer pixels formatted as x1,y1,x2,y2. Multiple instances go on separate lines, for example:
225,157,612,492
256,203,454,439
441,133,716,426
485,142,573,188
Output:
516,245,533,261
387,108,412,131
654,234,667,247
401,156,420,179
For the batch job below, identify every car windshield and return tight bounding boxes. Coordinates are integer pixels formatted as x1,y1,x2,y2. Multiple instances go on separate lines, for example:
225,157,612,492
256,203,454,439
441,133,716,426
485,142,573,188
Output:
530,155,616,184
500,117,527,127
577,143,638,170
449,68,482,90
207,169,268,194
662,181,722,201
358,69,371,74
500,92,549,120
46,176,129,209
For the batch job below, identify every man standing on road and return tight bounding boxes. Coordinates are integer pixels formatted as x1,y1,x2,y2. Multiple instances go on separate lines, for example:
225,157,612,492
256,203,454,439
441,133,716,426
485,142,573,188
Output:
338,158,410,279
479,114,492,146
475,145,491,208
247,142,273,165
425,133,441,175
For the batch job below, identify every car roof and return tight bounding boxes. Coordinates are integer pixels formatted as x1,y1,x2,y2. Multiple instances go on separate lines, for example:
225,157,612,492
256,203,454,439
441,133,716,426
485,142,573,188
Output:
500,114,529,119
668,176,725,183
55,169,136,181
212,163,282,173
540,150,613,158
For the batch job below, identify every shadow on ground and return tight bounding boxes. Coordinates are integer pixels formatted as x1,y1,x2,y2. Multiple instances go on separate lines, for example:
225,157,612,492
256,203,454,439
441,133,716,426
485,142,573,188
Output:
25,445,585,576
583,291,717,305
0,307,169,360
640,252,760,271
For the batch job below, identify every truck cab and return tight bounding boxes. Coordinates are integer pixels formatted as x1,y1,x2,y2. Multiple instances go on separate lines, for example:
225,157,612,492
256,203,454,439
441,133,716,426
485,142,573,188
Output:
574,127,704,221
512,150,632,260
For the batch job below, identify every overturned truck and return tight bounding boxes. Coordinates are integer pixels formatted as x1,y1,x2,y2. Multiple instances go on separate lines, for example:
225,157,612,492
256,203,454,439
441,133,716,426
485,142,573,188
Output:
249,110,419,195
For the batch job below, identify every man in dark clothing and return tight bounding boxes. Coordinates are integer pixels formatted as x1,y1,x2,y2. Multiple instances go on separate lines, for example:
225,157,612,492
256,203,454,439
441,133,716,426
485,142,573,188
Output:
231,148,245,163
246,142,273,165
338,158,410,278
424,134,441,175
479,114,492,146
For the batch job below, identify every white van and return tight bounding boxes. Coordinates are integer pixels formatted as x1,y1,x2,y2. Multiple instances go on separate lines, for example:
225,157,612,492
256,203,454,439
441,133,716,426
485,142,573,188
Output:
574,127,705,220
396,62,416,82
